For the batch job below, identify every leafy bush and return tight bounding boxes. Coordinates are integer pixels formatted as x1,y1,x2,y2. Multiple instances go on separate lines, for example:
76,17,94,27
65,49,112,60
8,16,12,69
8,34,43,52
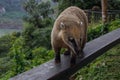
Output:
9,37,26,75
22,21,52,49
8,35,54,77
57,0,120,14
19,0,54,62
87,19,120,41
0,32,20,79
32,47,54,66
0,32,20,57
108,19,120,31
0,35,11,57
0,57,13,78
87,23,109,41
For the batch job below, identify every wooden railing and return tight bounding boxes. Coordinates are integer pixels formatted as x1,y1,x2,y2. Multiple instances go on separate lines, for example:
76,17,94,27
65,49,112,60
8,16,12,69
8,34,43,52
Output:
10,28,120,80
85,10,120,23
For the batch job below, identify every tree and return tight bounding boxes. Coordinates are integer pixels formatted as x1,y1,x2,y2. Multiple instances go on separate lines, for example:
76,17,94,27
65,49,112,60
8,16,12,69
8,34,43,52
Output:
108,0,120,10
101,0,108,24
57,0,101,13
8,0,54,75
57,0,120,14
21,0,54,60
23,0,53,27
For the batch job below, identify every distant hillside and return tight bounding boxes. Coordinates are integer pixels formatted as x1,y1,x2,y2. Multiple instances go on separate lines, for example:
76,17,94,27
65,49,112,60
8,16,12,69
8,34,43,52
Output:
0,0,58,29
0,0,24,12
0,0,57,12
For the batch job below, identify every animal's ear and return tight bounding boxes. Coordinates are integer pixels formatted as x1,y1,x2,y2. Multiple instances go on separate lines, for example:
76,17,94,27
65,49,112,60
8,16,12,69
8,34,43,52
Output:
60,22,65,29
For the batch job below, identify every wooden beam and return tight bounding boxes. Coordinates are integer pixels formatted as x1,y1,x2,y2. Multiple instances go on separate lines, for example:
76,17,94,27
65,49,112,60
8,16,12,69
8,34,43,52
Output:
10,28,120,80
101,0,108,24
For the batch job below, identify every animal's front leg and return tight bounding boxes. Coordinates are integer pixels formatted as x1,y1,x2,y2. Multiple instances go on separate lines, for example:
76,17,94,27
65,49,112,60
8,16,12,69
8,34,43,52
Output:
78,50,84,58
54,48,61,64
70,52,76,66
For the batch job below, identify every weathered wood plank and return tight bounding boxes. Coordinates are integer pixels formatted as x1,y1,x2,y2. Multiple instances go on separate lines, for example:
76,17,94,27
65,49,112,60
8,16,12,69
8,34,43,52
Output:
10,28,120,80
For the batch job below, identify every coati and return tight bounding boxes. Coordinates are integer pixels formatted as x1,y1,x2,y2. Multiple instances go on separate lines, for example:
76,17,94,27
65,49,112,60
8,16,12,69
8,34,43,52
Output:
51,6,88,66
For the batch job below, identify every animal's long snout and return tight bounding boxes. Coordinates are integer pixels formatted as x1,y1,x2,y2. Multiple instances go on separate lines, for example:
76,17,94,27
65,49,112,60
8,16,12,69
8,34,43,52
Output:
69,38,80,55
73,44,80,55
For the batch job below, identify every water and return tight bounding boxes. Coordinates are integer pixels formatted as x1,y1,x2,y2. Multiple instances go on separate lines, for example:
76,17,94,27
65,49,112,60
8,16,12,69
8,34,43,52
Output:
0,28,21,37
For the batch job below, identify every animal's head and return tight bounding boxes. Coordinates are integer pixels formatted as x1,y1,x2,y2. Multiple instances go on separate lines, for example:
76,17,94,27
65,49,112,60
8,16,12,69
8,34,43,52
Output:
59,20,83,55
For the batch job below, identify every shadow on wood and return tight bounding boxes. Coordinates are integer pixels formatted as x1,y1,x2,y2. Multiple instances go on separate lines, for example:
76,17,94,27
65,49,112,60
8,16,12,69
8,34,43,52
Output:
10,28,120,80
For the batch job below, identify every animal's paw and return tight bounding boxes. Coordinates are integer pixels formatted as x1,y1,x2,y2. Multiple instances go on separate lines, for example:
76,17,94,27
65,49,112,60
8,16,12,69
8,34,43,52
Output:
70,57,76,67
70,63,76,67
78,51,84,58
55,59,61,64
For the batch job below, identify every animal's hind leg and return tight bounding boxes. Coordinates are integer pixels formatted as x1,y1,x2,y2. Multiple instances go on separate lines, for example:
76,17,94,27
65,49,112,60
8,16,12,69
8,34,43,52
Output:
79,35,87,57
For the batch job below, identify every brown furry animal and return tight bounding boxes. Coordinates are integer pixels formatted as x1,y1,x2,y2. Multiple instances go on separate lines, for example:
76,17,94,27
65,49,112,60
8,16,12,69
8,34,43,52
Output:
51,6,88,66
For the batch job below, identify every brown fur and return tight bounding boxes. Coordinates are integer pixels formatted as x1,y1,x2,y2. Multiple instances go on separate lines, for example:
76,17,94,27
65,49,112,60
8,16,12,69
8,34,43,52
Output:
51,6,88,65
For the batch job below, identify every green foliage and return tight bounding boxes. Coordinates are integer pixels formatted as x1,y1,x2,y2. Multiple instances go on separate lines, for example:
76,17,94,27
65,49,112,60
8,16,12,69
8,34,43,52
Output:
23,0,53,28
32,27,52,49
1,0,120,79
57,0,97,13
87,19,120,41
87,23,109,41
58,0,83,13
10,37,26,75
108,0,120,10
22,21,52,49
9,37,54,76
58,0,120,13
108,19,120,31
38,1,54,18
0,35,12,57
32,47,54,66
20,0,54,62
75,44,120,80
0,32,20,57
23,0,43,28
22,0,53,50
0,57,13,78
0,32,20,79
